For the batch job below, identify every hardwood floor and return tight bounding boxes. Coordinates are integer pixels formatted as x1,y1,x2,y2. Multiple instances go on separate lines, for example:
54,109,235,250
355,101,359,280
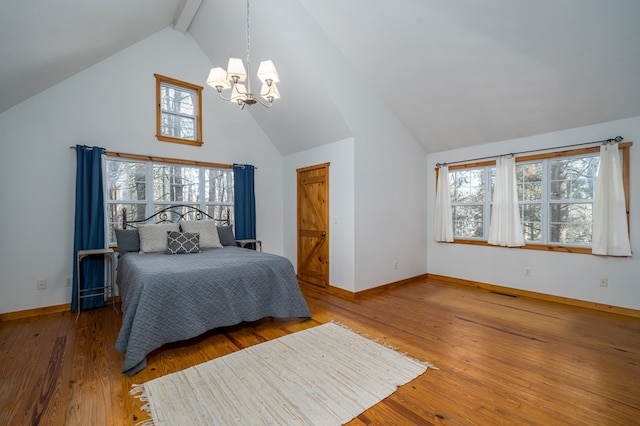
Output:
1,278,639,425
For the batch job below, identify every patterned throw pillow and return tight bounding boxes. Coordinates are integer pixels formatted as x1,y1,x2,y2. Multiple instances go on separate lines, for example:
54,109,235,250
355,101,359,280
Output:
166,231,200,254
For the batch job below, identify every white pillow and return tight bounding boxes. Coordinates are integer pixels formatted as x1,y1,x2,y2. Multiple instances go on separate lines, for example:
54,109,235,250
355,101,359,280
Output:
137,223,180,253
180,220,223,249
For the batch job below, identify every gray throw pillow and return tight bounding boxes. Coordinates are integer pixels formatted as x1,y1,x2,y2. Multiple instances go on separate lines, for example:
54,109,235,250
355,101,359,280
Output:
138,223,180,253
180,220,223,249
115,229,140,254
217,225,237,246
166,231,200,254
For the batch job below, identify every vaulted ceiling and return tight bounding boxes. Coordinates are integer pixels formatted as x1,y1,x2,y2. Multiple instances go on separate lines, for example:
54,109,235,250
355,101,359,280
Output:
2,0,639,155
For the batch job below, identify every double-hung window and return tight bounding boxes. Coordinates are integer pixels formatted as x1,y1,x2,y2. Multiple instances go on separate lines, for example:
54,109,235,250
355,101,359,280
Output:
105,156,234,245
450,168,486,238
446,144,630,253
155,74,203,146
547,155,599,245
516,162,543,242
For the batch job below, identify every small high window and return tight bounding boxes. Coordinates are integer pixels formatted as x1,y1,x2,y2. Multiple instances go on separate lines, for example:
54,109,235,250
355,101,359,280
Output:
155,74,203,146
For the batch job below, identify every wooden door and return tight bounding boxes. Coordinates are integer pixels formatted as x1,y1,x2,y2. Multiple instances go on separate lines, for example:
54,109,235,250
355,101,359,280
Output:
297,163,329,288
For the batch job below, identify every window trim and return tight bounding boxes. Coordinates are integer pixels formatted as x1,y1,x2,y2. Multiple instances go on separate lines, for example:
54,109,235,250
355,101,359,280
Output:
437,142,632,254
155,74,204,147
105,150,231,170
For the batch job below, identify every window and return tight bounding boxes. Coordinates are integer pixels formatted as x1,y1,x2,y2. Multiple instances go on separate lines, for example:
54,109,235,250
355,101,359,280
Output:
516,162,543,242
155,74,203,146
450,168,486,238
445,144,631,253
105,156,234,245
547,156,599,245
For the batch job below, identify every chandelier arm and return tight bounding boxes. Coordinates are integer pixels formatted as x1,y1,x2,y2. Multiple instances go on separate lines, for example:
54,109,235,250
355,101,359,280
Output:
252,97,273,108
259,85,274,98
216,91,234,102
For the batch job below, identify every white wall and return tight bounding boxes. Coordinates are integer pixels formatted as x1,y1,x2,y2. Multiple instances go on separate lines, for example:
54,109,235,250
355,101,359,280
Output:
351,106,429,292
286,3,429,292
426,116,640,311
0,27,285,314
282,128,428,295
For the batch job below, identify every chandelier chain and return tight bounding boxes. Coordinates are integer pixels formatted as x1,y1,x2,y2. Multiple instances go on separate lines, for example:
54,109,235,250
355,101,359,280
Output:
245,0,251,67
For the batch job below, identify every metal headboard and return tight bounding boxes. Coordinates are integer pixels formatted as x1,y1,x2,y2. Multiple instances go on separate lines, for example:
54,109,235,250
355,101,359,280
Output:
122,205,230,229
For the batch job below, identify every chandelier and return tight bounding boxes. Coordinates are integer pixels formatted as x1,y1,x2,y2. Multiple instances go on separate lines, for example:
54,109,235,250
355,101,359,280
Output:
206,0,280,109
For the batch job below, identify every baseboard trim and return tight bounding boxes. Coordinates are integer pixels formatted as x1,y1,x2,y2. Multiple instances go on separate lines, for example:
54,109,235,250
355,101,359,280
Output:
298,281,356,300
301,273,640,319
8,275,638,321
0,303,71,322
426,273,640,319
0,297,121,322
300,274,430,301
355,274,429,299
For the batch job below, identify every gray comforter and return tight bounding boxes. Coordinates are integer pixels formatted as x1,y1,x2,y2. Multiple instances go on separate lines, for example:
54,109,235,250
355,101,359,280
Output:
115,246,311,375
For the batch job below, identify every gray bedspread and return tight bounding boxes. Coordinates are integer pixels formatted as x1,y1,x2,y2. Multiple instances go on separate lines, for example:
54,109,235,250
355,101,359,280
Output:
115,246,311,376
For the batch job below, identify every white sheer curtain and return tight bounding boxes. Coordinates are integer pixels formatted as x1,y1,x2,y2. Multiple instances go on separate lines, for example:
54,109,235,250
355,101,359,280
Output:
592,143,631,256
488,156,525,247
434,165,454,242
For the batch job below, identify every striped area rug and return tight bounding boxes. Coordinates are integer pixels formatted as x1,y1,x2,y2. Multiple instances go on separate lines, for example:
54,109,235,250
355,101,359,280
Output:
131,322,435,425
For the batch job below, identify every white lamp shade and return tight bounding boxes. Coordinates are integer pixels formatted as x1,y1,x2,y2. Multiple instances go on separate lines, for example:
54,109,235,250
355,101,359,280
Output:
226,58,247,82
230,83,248,102
257,60,279,84
206,67,231,90
261,82,280,101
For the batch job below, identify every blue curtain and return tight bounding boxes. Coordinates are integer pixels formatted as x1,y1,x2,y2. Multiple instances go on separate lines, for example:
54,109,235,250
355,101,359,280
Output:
233,164,256,242
71,145,106,312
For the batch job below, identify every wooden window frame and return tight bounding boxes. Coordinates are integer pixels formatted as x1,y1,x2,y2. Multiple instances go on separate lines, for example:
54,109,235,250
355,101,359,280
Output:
155,74,203,147
439,142,632,254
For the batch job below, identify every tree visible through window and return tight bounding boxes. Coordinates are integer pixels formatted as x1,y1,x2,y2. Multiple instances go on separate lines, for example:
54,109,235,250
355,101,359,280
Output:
516,162,543,242
444,144,631,253
548,156,599,244
155,74,203,146
105,157,233,245
450,168,485,238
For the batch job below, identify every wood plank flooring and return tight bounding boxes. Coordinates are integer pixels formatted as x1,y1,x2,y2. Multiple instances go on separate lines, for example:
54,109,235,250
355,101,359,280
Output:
1,278,639,425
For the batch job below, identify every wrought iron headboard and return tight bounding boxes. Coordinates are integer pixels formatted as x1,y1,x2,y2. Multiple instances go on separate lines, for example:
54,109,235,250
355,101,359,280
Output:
122,205,230,229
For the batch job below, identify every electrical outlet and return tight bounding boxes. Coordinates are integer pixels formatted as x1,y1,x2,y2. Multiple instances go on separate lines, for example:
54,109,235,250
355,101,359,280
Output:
65,277,72,287
37,279,47,290
524,267,532,278
600,277,608,287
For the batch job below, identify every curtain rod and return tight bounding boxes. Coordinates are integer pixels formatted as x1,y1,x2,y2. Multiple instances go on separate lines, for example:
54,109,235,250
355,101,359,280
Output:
435,136,623,168
69,146,258,169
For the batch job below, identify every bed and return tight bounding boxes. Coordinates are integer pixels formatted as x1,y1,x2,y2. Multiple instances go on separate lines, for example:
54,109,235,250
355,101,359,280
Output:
114,206,311,376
